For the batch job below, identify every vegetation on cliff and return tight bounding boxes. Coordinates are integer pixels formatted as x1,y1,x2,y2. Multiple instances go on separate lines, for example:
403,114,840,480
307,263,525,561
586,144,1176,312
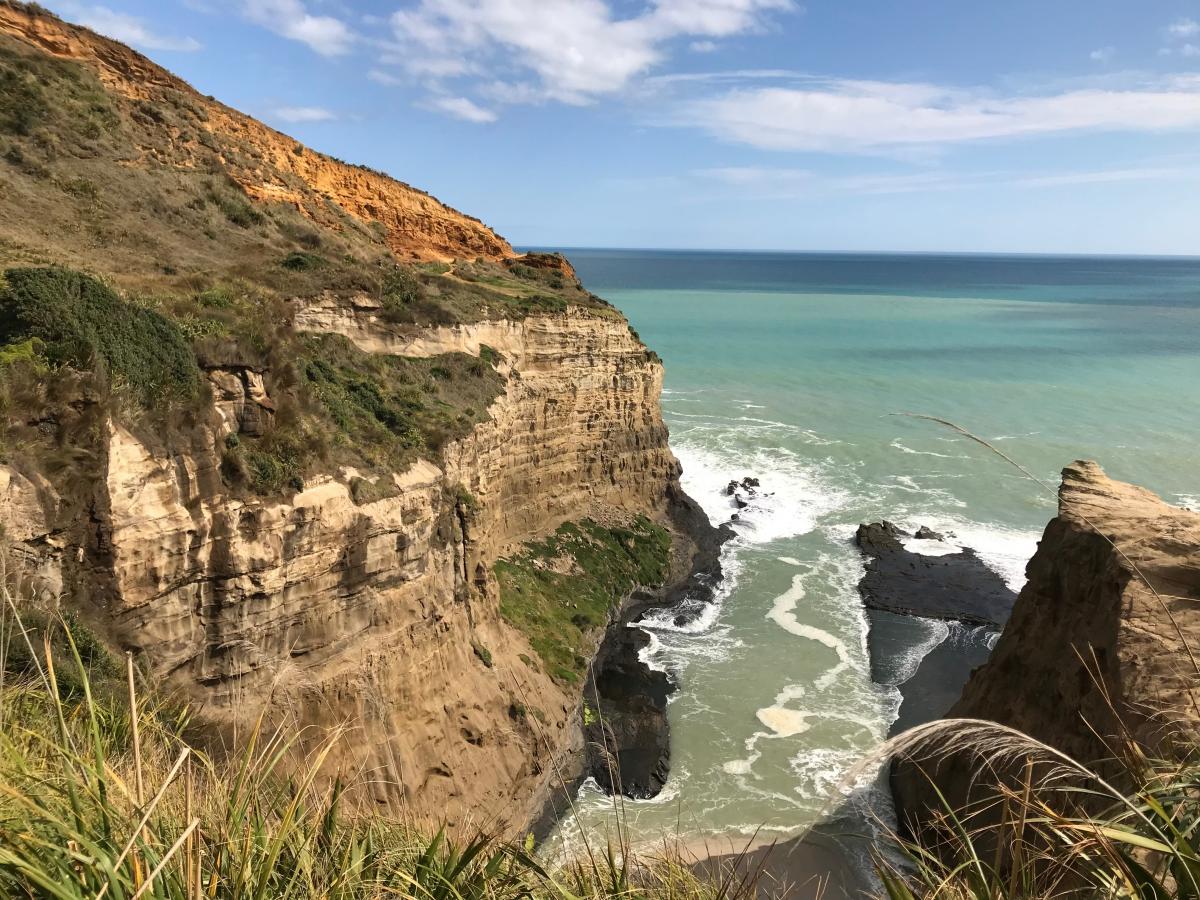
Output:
496,518,672,684
0,267,202,408
0,265,509,494
874,718,1200,900
0,0,630,498
0,2,609,322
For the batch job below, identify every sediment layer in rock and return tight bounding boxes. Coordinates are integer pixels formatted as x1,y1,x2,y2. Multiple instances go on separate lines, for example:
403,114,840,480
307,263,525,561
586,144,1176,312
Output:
2,301,701,833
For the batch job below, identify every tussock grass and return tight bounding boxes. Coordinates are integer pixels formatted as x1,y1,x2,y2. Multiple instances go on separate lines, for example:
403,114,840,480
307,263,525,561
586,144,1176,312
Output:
870,718,1200,899
0,585,761,899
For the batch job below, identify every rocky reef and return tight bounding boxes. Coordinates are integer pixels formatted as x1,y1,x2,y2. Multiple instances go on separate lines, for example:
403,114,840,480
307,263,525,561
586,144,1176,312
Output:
855,521,1015,627
855,521,1015,733
892,461,1200,830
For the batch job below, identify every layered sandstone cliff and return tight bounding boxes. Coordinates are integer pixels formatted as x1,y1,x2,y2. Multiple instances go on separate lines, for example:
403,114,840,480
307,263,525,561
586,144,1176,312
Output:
0,1,708,834
893,461,1200,823
2,301,691,831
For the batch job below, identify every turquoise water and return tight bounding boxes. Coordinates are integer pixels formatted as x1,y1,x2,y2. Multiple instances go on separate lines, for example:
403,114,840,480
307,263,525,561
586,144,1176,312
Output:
539,251,1200,858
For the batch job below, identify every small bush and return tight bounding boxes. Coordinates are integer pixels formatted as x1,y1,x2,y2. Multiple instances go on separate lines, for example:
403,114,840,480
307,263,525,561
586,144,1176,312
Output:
472,640,494,668
206,182,263,228
0,336,47,373
0,63,48,135
196,286,236,309
58,176,98,200
279,221,322,249
479,344,502,367
380,265,422,319
280,250,326,271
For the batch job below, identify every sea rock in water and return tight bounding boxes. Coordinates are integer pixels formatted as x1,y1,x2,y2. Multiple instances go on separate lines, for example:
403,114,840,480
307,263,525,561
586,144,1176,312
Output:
854,521,1015,628
914,525,944,541
724,476,760,497
585,627,673,798
856,520,1016,736
893,461,1200,834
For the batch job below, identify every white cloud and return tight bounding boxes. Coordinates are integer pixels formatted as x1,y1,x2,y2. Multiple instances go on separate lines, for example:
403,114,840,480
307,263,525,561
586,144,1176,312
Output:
1168,18,1199,38
692,162,1200,196
429,96,498,123
1012,165,1200,187
1088,46,1114,63
271,106,337,122
385,0,795,110
694,165,978,195
242,0,353,56
681,77,1200,152
61,3,201,51
368,69,405,87
690,40,718,53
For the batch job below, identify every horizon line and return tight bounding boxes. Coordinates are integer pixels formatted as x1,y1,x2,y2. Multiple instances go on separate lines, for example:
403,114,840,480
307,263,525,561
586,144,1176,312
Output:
516,245,1200,260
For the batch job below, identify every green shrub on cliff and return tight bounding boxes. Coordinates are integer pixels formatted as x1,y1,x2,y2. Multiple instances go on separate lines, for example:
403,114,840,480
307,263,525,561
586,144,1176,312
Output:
0,61,47,135
0,266,202,407
495,517,671,684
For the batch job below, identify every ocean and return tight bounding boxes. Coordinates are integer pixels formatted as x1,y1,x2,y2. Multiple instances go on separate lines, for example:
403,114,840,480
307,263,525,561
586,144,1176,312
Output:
534,250,1200,862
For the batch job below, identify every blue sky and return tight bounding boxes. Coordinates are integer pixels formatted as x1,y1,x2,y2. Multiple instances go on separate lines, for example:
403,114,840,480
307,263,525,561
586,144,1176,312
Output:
44,1,1200,254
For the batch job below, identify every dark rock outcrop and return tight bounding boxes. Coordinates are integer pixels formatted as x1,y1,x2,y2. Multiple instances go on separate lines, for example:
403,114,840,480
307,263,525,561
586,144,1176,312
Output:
855,522,1014,737
892,461,1200,835
855,521,1016,627
583,486,733,798
585,627,673,798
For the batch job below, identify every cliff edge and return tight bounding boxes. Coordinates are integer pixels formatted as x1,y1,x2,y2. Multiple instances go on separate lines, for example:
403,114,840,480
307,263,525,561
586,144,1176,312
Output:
0,1,510,267
893,460,1200,825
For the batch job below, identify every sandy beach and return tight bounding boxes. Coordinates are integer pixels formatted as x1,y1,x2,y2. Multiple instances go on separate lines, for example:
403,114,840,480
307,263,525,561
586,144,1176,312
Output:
677,830,867,898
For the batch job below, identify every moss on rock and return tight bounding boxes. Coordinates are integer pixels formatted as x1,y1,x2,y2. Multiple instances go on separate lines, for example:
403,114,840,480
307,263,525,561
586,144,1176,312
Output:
495,517,671,684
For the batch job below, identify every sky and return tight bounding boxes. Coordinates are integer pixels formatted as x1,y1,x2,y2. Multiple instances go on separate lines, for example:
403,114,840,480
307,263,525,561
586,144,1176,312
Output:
42,0,1200,255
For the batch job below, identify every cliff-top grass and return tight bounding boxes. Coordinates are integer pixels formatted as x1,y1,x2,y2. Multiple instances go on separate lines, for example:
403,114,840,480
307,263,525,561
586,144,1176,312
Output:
496,518,672,684
0,17,612,325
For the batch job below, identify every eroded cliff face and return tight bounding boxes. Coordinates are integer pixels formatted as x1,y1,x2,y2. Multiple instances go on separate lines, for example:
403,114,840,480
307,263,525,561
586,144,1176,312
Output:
893,461,1200,825
0,0,701,832
2,301,690,832
0,2,512,262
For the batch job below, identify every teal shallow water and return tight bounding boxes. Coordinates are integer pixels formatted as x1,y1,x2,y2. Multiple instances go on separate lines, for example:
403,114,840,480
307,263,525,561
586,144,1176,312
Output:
536,251,1200,858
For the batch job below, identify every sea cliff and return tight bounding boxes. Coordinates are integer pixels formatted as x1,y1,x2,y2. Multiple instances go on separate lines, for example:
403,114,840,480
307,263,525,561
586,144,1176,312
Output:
892,460,1200,831
0,0,714,834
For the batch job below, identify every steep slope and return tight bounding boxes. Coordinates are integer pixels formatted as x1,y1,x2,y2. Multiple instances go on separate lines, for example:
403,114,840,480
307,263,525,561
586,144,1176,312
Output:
892,461,1200,826
0,1,510,266
0,1,711,832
